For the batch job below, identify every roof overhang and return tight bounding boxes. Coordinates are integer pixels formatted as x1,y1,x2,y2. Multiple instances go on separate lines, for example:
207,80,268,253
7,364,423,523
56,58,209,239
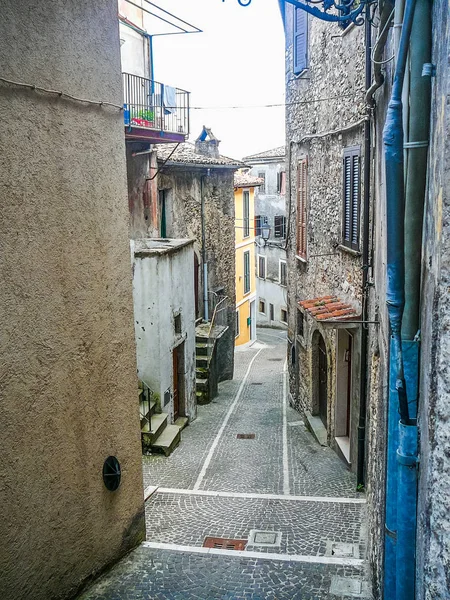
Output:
298,296,361,328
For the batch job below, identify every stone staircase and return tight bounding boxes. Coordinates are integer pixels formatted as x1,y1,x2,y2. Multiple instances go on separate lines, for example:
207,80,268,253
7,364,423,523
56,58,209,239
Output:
139,385,187,456
195,337,211,405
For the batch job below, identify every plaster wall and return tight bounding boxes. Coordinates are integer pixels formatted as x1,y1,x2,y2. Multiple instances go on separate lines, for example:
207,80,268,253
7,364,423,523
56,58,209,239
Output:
132,240,197,422
0,2,144,599
416,2,450,597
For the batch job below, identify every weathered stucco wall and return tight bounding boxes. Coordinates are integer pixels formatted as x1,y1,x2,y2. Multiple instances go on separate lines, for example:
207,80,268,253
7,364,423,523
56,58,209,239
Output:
416,2,450,597
132,240,197,422
0,2,144,599
158,167,236,380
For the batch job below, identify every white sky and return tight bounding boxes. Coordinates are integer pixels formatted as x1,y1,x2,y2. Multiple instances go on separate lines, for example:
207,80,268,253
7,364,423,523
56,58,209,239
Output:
145,0,286,159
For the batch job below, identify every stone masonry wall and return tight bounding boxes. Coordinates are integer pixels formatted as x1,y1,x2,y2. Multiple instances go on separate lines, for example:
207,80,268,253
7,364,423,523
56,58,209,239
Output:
158,167,236,381
284,4,367,471
0,2,145,599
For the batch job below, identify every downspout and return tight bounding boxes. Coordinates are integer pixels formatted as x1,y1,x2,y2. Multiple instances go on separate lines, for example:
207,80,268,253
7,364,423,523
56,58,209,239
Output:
356,5,372,488
201,173,209,321
382,0,431,598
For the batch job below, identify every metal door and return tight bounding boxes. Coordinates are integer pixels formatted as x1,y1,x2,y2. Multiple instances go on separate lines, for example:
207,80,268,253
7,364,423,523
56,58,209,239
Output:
318,335,328,428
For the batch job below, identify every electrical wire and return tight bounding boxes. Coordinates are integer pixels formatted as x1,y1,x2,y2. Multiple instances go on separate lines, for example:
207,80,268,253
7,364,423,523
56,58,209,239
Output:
189,93,362,110
0,76,123,110
371,7,395,65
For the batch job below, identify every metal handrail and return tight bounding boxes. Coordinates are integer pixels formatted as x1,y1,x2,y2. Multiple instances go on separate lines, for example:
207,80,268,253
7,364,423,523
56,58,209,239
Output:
208,295,229,337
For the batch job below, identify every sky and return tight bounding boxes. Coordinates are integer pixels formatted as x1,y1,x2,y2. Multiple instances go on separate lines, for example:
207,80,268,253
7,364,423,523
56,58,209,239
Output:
144,0,286,160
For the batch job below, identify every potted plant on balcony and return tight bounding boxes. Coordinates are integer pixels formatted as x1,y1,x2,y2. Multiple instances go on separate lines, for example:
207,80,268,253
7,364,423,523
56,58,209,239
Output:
131,109,155,128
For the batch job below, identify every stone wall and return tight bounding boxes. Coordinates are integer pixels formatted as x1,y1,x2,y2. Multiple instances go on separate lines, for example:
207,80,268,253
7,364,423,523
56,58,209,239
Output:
284,5,367,471
416,1,450,597
0,2,145,599
158,167,236,381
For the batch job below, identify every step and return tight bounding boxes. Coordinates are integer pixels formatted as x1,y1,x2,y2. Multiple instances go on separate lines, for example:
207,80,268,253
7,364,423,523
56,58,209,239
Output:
196,378,208,391
196,389,210,406
195,334,209,344
174,416,189,431
196,366,209,379
196,355,209,369
142,412,168,438
196,343,209,356
151,424,181,457
305,411,328,446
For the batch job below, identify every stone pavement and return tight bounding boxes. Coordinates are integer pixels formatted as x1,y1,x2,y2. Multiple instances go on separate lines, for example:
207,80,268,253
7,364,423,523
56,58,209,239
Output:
79,330,373,600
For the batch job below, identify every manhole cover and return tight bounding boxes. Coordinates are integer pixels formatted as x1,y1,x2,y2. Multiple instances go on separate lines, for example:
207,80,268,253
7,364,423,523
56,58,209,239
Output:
329,577,363,596
248,529,282,547
325,541,360,558
203,537,247,551
237,433,255,439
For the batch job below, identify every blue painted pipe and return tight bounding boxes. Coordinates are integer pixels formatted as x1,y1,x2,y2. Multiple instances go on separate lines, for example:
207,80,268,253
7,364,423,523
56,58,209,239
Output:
382,0,419,598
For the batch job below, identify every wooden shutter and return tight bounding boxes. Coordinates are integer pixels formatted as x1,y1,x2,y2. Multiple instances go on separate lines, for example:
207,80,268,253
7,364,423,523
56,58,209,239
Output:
294,8,308,74
296,158,308,259
342,147,360,250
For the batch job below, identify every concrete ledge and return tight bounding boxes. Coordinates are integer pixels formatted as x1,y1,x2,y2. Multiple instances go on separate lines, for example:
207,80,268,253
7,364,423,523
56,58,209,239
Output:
305,411,328,446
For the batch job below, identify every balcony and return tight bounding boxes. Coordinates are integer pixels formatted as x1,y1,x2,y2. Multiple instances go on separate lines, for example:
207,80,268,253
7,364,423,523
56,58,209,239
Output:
122,72,190,144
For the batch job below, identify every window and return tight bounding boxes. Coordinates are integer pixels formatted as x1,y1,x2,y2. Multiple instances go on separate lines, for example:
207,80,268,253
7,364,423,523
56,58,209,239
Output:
159,189,168,237
258,172,266,193
279,260,287,287
258,255,266,279
243,250,251,294
277,171,286,195
296,158,308,259
270,304,274,321
174,314,181,334
294,7,308,74
297,310,304,337
259,299,266,314
255,215,268,237
274,215,286,238
342,147,361,251
235,309,240,338
243,190,250,237
281,309,288,323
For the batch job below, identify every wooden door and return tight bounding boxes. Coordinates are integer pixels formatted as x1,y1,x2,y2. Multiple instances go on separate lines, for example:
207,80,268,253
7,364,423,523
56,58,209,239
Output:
173,348,179,420
346,336,353,437
318,335,328,428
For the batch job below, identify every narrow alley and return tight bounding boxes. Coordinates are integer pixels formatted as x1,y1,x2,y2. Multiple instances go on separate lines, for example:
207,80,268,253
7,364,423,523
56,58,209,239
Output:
80,331,371,600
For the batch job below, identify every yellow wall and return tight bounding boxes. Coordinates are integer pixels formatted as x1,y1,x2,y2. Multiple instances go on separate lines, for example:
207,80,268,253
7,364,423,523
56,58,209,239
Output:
235,187,256,346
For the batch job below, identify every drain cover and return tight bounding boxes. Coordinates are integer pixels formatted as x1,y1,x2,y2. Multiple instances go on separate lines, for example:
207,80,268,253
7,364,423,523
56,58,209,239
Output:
203,537,247,551
251,382,263,385
236,433,255,439
268,358,283,361
248,529,282,547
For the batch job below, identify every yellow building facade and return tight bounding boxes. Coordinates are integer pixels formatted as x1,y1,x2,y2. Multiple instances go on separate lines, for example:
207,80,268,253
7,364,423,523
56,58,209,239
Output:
234,173,262,346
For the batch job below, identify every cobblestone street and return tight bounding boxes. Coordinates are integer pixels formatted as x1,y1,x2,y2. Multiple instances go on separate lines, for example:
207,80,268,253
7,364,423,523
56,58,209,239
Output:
80,331,372,599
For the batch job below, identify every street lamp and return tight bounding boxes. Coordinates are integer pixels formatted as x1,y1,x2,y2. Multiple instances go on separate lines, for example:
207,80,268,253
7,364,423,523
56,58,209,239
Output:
261,225,271,245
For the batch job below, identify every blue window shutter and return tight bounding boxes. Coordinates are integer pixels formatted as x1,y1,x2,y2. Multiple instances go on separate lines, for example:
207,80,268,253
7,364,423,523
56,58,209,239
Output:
294,8,308,74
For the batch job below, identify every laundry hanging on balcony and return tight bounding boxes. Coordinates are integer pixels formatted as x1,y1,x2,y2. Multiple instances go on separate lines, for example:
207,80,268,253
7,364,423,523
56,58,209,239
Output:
163,85,177,115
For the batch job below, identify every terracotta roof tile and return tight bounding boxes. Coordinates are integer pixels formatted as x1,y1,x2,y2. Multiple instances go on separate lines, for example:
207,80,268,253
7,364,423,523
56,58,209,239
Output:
298,296,359,322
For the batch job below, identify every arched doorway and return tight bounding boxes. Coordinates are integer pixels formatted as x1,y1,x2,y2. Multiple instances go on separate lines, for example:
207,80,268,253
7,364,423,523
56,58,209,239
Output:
317,334,328,428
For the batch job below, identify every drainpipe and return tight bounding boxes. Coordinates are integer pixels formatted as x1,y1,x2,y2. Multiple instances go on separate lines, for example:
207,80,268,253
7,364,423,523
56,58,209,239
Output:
383,0,431,597
201,173,209,321
356,6,372,488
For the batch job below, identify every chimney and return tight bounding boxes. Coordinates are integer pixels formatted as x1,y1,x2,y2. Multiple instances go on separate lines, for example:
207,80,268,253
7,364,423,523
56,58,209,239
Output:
195,126,220,158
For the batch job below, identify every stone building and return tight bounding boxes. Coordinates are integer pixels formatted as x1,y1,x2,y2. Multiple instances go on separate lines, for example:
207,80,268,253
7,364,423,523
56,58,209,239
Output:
156,130,245,384
281,0,450,598
0,2,145,599
243,147,288,330
282,5,367,470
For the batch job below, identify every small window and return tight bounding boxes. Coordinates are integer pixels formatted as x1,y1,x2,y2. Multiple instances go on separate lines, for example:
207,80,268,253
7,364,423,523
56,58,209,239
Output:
297,310,304,337
280,260,287,287
277,171,286,194
259,299,266,314
235,309,240,338
243,190,250,238
258,255,266,279
281,309,288,323
174,314,181,334
294,7,308,74
274,216,286,239
258,172,266,193
270,303,274,321
255,215,262,237
244,251,251,294
342,147,361,251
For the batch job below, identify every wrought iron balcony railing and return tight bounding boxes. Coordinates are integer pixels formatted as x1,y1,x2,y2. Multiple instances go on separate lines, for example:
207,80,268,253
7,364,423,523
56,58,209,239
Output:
122,72,190,138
